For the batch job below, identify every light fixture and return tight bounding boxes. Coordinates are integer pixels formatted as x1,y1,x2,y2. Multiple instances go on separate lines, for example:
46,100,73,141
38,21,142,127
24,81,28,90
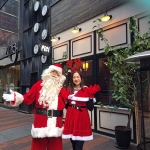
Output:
82,61,89,71
101,12,112,22
51,36,60,42
71,26,82,34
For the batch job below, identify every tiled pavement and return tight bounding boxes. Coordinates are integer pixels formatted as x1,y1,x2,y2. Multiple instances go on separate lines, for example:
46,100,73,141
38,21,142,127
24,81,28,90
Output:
0,107,137,150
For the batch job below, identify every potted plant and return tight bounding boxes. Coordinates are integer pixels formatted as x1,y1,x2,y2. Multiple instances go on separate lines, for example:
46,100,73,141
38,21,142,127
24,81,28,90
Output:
94,16,150,148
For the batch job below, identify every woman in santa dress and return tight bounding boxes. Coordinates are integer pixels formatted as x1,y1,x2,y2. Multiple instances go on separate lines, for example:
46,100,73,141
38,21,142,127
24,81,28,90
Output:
62,70,100,150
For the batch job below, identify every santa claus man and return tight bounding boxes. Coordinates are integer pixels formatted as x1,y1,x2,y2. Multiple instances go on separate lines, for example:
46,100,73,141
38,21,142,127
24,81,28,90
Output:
2,63,67,150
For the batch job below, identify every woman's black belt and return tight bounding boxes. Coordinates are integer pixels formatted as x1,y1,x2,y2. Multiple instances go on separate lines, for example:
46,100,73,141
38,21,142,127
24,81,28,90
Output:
68,105,86,111
36,108,63,118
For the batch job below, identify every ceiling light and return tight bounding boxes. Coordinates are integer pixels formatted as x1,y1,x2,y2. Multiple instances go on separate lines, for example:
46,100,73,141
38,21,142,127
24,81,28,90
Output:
71,26,82,34
101,12,112,22
51,36,60,42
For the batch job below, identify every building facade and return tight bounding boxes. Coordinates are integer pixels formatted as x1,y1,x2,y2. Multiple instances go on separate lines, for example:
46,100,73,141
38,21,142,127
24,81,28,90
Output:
0,0,150,143
49,0,150,142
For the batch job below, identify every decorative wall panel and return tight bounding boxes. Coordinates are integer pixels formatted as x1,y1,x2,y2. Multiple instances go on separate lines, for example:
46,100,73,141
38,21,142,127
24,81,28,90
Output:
99,111,128,130
96,106,134,139
138,15,150,36
71,33,93,59
52,42,69,63
97,20,130,54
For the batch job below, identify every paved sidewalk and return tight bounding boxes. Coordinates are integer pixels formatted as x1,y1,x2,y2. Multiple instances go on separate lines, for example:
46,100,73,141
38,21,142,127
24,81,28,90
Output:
0,106,137,150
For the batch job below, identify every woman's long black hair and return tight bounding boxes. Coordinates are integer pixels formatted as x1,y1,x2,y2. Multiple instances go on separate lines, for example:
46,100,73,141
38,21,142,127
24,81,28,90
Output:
67,70,84,94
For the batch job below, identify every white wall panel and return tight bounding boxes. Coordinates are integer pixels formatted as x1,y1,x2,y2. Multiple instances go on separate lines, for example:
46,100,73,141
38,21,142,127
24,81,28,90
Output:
100,111,128,130
71,33,94,59
72,37,91,55
97,19,130,54
95,106,134,139
52,42,69,63
99,24,127,49
138,15,150,35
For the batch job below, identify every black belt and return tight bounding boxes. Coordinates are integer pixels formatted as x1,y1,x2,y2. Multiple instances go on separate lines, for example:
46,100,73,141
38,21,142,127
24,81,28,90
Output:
36,108,63,118
69,105,86,111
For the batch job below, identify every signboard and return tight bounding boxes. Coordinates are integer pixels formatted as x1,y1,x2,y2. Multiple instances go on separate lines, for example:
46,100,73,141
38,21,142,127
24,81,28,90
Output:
6,41,19,63
39,42,51,56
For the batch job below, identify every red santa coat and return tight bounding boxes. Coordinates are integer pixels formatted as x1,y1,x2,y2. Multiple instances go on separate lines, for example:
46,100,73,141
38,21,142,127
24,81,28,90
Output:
62,86,93,141
12,80,67,138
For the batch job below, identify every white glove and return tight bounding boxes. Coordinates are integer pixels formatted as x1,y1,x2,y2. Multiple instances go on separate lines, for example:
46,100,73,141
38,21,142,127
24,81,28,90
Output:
2,89,14,102
68,94,75,99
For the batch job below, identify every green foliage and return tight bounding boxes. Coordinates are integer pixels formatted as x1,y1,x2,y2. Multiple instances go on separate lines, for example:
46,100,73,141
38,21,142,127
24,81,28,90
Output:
97,101,104,108
94,16,150,111
62,51,68,60
61,51,68,76
97,102,118,111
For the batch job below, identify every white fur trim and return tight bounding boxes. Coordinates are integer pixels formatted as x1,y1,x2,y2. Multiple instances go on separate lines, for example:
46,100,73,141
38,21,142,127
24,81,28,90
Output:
72,135,93,141
62,134,72,139
62,134,93,141
12,92,24,106
31,117,64,138
49,65,62,75
68,94,89,102
91,98,96,103
93,98,96,103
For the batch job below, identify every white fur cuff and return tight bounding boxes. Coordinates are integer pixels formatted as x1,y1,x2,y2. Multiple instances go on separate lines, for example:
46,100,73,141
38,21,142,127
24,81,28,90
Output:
11,92,24,106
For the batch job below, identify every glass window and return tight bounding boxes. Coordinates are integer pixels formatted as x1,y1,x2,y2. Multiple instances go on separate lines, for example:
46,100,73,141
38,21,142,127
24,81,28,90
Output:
97,58,118,105
0,65,20,103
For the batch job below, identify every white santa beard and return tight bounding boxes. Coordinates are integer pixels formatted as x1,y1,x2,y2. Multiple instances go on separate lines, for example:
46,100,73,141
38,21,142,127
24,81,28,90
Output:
38,75,62,108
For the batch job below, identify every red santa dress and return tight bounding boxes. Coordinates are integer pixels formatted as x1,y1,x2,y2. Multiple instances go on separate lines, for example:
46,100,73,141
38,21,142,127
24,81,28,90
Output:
62,86,94,141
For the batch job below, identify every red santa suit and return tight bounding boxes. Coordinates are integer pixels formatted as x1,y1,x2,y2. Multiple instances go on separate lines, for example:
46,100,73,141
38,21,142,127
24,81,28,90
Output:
62,86,95,141
8,64,67,150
